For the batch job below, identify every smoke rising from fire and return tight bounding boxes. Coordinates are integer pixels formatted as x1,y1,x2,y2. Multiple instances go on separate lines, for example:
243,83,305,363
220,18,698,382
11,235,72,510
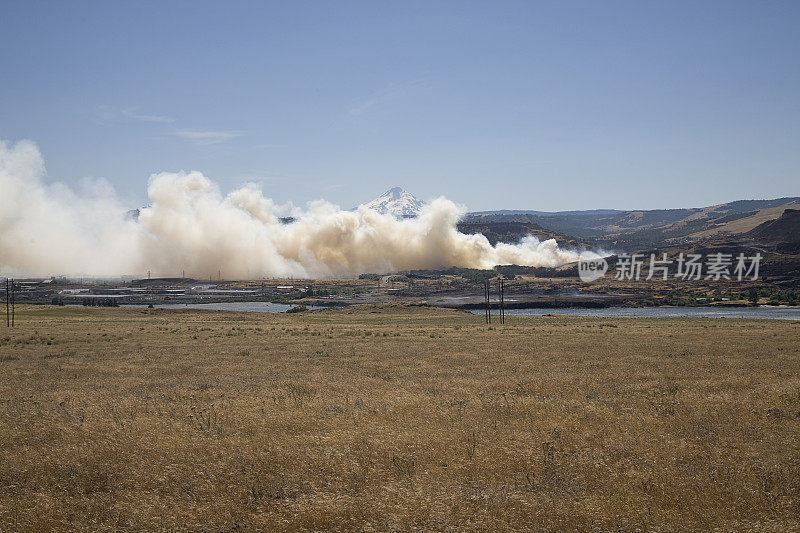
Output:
0,140,599,278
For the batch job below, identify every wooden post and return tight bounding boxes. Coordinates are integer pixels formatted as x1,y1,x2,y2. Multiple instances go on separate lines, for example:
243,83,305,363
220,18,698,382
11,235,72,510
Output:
483,280,487,324
10,279,14,328
484,280,487,324
497,278,501,325
485,280,491,324
5,278,9,328
499,278,504,324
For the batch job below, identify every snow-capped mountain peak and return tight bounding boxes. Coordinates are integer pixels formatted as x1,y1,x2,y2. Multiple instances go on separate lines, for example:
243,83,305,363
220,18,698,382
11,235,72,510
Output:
360,187,424,217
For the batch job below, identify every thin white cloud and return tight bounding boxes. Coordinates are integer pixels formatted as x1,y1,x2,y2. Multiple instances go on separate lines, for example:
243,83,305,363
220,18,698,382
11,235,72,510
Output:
121,108,174,123
95,106,242,145
96,105,174,124
168,129,245,145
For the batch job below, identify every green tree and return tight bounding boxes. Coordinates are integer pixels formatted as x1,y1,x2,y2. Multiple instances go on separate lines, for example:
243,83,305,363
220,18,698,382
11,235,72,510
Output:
748,288,759,307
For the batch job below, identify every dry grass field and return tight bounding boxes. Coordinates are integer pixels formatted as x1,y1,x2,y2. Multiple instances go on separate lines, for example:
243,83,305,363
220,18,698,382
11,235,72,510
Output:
0,305,799,531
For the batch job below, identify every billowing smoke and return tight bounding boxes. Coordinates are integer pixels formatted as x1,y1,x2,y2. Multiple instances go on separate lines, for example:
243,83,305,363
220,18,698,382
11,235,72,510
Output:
0,140,599,278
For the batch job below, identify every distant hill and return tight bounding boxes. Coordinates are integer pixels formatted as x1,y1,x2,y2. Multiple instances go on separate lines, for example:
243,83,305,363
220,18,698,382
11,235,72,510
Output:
455,221,585,247
469,208,622,218
465,197,800,250
746,208,800,254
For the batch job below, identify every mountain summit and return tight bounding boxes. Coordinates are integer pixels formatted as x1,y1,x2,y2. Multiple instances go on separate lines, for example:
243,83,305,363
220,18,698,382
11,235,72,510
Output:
361,187,424,217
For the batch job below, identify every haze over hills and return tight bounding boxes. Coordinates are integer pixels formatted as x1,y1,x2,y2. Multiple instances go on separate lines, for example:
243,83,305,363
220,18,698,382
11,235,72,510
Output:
357,187,798,252
350,187,800,284
461,195,800,282
462,197,800,250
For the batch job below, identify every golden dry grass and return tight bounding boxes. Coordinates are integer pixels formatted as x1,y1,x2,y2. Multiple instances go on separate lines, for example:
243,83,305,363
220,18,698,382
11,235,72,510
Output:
1,305,799,531
689,201,800,239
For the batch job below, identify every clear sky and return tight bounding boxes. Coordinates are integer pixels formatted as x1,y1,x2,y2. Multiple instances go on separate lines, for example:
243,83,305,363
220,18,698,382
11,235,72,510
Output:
1,1,798,212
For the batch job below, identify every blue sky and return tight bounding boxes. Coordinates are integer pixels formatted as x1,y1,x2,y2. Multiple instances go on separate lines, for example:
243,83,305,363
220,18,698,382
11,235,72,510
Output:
1,1,798,211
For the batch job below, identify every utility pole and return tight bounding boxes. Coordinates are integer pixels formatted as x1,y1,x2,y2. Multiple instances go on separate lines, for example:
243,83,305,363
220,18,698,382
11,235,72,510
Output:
484,280,491,324
10,279,14,328
5,278,9,328
483,280,487,324
498,278,505,325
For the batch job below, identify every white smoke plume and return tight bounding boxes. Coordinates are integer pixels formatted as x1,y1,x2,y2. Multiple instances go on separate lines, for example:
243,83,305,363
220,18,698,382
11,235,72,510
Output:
0,140,599,278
